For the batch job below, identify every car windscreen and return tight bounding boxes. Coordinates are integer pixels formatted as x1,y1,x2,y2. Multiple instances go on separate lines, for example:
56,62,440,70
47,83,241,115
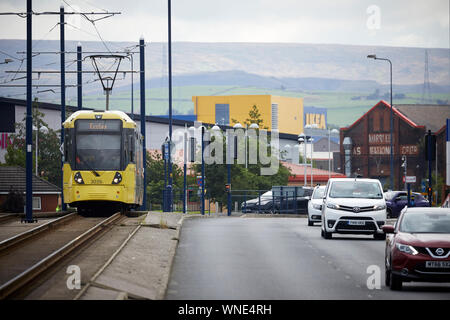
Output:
313,188,325,199
400,212,450,233
329,181,383,199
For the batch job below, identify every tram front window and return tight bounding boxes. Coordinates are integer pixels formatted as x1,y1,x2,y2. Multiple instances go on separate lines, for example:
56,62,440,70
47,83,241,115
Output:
76,134,121,171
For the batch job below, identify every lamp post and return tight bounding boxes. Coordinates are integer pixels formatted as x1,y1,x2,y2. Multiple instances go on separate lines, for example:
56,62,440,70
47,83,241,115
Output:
309,137,314,186
298,133,308,186
367,54,394,190
33,124,48,176
343,137,353,177
327,128,339,179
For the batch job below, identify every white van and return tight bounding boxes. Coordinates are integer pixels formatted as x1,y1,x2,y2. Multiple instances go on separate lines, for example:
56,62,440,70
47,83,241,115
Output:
321,178,387,240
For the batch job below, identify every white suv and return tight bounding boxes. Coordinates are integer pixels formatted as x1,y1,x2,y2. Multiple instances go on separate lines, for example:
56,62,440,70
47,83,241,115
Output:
321,178,387,240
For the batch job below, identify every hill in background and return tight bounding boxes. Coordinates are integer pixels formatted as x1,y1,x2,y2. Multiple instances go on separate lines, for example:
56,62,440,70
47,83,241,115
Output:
0,40,448,126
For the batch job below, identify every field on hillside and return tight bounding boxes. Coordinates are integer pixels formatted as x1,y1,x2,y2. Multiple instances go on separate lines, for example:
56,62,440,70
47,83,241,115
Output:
50,86,449,127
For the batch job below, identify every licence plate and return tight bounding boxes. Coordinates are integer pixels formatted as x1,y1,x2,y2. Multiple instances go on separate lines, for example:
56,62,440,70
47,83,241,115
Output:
348,220,365,226
426,261,450,268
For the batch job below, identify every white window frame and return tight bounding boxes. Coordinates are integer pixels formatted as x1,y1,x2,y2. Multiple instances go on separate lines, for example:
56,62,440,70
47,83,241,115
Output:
32,196,41,210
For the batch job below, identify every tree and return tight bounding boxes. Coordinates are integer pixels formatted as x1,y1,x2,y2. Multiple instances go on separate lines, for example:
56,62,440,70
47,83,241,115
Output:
145,150,193,207
196,106,291,208
232,105,269,130
3,98,62,187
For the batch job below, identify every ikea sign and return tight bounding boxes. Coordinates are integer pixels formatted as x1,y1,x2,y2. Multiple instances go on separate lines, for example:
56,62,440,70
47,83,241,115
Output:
304,106,327,129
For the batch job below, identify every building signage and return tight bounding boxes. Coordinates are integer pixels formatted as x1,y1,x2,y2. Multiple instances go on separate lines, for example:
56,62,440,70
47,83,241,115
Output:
400,145,419,155
304,107,327,130
369,145,391,155
368,133,391,145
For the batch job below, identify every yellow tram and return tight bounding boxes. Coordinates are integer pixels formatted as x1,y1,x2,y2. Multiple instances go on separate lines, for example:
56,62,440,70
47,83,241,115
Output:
62,110,144,214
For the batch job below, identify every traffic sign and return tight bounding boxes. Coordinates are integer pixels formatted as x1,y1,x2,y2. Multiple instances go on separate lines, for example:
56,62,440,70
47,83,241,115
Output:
404,176,416,183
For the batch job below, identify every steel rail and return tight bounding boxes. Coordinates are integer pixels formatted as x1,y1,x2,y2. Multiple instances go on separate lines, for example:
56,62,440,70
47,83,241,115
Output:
0,212,77,254
74,223,142,300
0,212,123,299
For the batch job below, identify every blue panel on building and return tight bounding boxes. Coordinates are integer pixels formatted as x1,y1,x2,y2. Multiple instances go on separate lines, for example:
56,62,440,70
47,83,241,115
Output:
215,104,229,125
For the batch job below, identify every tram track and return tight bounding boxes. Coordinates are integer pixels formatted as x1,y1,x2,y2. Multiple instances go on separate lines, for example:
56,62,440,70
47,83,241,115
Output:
0,212,124,299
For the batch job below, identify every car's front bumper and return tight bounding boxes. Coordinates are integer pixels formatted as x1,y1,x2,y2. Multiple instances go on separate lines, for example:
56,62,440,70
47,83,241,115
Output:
308,206,322,222
391,252,450,282
323,208,386,234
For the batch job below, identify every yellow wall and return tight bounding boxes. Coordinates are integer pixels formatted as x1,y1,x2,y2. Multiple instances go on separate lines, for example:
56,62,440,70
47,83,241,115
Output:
271,95,304,135
192,95,303,135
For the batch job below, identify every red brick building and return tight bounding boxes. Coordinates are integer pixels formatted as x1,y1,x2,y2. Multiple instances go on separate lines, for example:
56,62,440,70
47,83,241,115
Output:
340,101,450,192
0,166,61,212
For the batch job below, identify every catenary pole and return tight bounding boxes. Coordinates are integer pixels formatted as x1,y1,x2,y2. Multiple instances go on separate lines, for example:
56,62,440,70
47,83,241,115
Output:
77,43,82,110
167,0,173,212
25,0,33,222
140,37,146,211
60,5,67,211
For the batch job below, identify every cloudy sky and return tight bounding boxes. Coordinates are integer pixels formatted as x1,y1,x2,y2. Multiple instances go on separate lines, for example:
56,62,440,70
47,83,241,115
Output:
0,0,448,48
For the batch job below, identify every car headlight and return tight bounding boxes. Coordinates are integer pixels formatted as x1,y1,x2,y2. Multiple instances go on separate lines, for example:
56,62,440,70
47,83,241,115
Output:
326,203,340,210
396,243,418,255
373,204,386,211
313,204,322,210
74,172,84,184
112,172,122,184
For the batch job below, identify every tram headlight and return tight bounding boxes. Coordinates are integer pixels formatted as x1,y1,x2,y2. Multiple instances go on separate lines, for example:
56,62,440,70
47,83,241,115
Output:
112,172,122,184
74,172,84,184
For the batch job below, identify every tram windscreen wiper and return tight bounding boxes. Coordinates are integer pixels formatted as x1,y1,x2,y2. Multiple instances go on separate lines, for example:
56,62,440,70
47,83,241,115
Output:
76,155,100,177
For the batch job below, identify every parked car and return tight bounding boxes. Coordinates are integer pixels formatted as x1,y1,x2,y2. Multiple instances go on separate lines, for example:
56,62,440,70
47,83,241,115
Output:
271,186,313,214
384,191,430,218
308,185,326,226
243,187,313,214
321,178,387,240
241,190,272,213
382,207,450,291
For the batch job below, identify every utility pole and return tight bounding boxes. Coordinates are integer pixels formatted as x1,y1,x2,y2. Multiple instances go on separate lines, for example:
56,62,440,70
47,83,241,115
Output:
0,5,121,218
77,43,82,110
24,0,33,222
140,37,146,211
167,0,173,212
60,5,67,211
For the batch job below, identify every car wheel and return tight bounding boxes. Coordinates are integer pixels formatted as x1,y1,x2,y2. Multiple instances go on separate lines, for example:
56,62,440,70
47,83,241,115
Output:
374,233,386,240
323,226,332,239
390,272,403,291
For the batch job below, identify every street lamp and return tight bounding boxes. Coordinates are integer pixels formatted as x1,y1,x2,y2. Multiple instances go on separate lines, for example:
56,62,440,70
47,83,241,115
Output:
328,128,339,179
298,133,310,186
367,54,394,190
33,124,48,176
309,137,314,186
0,58,13,65
343,137,353,177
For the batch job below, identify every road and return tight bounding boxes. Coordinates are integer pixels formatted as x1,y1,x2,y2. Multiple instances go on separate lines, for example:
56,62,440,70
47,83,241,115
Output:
166,217,450,300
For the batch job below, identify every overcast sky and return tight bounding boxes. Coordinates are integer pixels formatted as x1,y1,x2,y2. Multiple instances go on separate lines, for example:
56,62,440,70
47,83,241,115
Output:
0,0,448,48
